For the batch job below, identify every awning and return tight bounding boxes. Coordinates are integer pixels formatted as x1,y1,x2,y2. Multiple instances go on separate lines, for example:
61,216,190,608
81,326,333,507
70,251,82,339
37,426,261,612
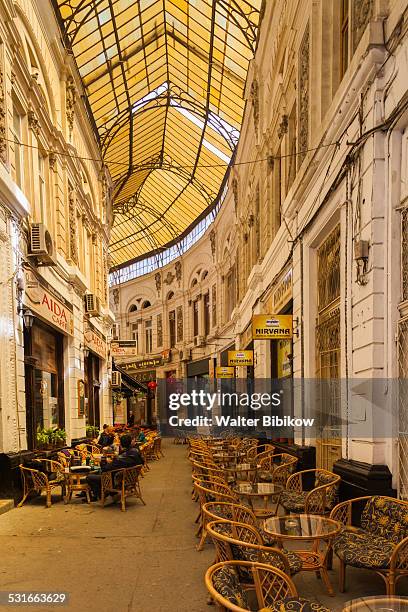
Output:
113,361,148,394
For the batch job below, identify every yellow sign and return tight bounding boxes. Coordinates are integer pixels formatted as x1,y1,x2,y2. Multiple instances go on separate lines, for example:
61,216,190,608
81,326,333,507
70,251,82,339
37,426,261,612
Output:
228,350,254,366
252,314,293,339
215,366,235,379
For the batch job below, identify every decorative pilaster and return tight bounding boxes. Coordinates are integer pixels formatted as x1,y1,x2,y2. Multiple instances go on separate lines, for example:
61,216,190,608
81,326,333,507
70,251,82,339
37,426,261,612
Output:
176,305,183,342
298,23,310,166
352,0,373,52
68,184,78,264
212,284,217,327
156,313,163,347
209,229,216,260
154,272,162,296
0,63,6,165
175,261,182,286
250,79,259,138
66,76,77,136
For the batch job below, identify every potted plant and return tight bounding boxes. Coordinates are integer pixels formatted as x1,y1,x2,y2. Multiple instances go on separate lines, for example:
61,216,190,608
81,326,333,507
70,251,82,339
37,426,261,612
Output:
86,425,99,439
36,427,66,449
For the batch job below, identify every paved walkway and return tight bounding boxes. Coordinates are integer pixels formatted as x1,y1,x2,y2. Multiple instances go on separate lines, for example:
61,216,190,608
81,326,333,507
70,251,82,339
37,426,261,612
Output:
0,445,406,611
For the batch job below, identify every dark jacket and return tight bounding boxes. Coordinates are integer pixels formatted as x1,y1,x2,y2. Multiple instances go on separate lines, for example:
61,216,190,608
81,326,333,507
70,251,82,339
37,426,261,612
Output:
101,447,144,472
98,432,114,447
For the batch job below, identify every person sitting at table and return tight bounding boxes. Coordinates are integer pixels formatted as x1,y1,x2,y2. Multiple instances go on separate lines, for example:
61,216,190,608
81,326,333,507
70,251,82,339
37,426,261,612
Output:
137,428,146,444
97,424,114,448
86,434,144,502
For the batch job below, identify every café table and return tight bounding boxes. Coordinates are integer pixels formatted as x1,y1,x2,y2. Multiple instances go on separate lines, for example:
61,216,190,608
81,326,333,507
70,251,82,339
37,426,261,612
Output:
223,462,257,483
64,465,98,504
263,514,341,596
343,597,408,611
233,482,283,518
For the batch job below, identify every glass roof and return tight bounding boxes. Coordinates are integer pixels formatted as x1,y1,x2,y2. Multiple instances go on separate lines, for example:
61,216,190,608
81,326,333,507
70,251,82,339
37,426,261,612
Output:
53,0,263,268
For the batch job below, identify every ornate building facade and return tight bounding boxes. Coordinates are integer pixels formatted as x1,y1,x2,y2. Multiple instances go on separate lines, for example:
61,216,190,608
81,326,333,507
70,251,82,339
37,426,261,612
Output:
111,0,408,497
0,0,113,453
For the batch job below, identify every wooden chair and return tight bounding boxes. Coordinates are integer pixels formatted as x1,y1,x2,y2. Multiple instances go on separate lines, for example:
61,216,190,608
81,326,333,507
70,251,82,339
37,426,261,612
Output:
280,468,340,515
206,519,302,577
330,495,408,595
18,460,65,508
257,453,298,486
205,560,330,612
100,465,145,511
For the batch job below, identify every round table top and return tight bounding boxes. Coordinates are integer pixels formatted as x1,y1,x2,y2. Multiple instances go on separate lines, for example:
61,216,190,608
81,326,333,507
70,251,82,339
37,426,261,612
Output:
343,597,408,611
223,463,256,472
233,482,283,496
263,514,341,539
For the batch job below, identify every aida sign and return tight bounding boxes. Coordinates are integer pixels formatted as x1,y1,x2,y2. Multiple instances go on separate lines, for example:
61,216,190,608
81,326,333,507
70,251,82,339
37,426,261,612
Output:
215,366,235,379
252,314,293,339
227,350,254,366
24,270,73,336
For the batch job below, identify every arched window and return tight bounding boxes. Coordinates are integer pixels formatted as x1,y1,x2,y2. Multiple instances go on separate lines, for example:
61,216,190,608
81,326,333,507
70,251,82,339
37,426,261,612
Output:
201,270,208,281
141,300,151,309
167,291,174,301
129,304,137,313
191,278,198,288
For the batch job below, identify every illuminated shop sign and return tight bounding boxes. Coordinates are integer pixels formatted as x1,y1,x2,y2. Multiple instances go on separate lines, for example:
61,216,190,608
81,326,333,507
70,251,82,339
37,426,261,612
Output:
84,325,107,359
215,366,235,379
24,269,74,336
227,350,254,366
252,314,293,339
111,340,137,357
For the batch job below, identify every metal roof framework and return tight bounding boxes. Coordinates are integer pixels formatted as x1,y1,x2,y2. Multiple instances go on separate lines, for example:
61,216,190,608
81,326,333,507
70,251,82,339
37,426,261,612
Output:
53,0,263,267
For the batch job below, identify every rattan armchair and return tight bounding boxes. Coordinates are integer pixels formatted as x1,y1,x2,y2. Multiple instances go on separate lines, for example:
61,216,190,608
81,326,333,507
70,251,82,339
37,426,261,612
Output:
206,519,302,576
257,453,298,486
100,465,145,511
202,501,276,545
18,460,65,508
280,469,340,515
330,495,408,595
194,481,238,551
205,560,331,612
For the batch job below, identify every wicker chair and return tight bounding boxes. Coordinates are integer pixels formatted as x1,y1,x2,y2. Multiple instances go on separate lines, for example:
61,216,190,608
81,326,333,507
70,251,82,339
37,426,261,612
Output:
18,460,65,508
255,447,275,466
257,453,298,486
75,443,101,456
152,436,164,459
205,560,331,612
206,520,302,577
280,469,340,515
194,481,238,551
100,465,145,511
330,495,408,595
202,501,276,545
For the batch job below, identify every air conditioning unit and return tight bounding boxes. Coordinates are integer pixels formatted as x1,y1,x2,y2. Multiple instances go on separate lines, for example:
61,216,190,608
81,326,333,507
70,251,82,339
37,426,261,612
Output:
180,348,192,361
194,335,205,347
84,293,101,316
111,371,122,387
28,223,57,266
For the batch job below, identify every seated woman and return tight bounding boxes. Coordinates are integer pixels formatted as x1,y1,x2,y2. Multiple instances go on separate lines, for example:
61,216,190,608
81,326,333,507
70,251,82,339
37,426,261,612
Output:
97,425,115,449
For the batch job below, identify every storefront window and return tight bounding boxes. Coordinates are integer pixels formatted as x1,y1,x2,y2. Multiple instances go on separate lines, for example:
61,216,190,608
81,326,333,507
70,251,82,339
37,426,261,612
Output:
84,352,100,427
24,321,65,449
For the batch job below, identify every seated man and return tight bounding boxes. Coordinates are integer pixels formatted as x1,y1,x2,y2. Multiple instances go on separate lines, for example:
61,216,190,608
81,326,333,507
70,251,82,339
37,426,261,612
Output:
86,434,144,501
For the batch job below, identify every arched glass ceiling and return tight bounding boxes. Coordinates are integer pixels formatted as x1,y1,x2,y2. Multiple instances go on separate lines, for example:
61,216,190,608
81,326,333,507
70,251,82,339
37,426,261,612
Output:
53,0,263,268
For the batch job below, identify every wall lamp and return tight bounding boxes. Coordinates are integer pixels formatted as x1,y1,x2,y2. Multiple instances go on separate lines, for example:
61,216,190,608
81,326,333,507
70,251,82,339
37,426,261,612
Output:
20,308,35,329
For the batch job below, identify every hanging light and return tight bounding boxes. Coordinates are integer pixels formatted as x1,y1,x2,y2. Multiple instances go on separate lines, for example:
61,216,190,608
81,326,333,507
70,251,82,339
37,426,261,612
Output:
22,309,34,329
83,346,90,358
